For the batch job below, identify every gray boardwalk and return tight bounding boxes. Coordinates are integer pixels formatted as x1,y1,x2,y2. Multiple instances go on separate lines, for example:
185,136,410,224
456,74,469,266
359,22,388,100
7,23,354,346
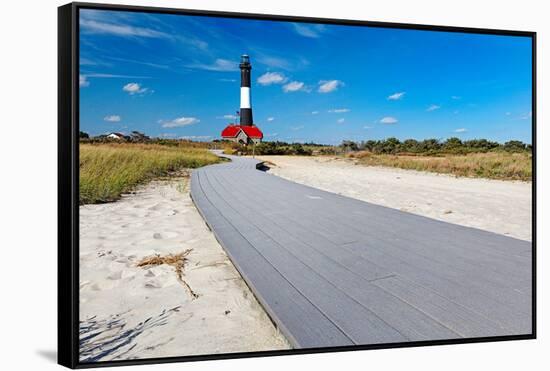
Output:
190,153,532,348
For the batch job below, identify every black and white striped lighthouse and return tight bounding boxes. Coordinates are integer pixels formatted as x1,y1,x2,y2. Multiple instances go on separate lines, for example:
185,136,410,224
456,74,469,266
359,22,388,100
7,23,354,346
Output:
221,55,263,144
239,54,253,126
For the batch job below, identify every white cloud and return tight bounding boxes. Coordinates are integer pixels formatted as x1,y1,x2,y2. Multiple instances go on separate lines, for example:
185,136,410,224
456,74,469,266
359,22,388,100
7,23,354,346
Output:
257,72,286,85
83,73,151,79
454,128,467,133
292,23,326,38
290,125,304,131
106,56,169,70
311,111,319,115
204,59,238,71
266,133,278,137
219,78,236,82
104,115,121,122
505,112,512,116
426,104,441,112
80,19,169,38
520,111,532,120
337,118,345,124
187,59,238,72
160,117,200,128
216,114,238,120
267,117,275,122
364,126,374,129
388,92,405,100
79,74,89,87
318,80,344,93
80,57,99,66
122,82,149,95
380,116,398,124
283,81,307,92
328,108,350,113
177,36,209,51
451,95,461,100
256,55,291,70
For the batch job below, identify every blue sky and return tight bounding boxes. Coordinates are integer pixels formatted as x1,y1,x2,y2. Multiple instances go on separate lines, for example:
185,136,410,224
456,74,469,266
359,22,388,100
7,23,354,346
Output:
79,9,533,144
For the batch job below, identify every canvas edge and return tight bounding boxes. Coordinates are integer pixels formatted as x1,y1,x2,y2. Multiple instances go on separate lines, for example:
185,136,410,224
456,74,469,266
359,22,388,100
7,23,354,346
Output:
57,2,537,369
58,3,79,369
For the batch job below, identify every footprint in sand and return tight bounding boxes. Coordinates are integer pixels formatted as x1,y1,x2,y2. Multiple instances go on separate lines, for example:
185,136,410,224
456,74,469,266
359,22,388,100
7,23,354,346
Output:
121,270,137,279
91,280,117,291
107,271,122,280
153,231,179,239
145,277,179,289
145,279,162,289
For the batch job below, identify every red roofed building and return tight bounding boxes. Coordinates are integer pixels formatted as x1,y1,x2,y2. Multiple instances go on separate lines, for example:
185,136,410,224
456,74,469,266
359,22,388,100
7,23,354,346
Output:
221,124,263,145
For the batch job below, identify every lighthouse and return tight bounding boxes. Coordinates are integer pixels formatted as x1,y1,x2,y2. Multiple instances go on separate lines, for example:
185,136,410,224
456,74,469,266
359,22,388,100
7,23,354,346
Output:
239,54,253,126
221,55,263,145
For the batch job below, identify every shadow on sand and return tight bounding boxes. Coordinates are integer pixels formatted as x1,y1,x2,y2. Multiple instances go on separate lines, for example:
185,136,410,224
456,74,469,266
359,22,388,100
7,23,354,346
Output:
79,306,181,363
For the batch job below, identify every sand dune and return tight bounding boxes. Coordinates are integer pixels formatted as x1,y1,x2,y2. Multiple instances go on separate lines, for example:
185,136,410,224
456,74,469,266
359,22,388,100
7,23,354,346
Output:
79,176,289,362
258,156,532,241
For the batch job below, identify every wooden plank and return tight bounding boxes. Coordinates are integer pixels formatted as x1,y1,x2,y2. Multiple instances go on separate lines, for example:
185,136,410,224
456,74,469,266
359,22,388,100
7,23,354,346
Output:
250,171,531,259
218,169,532,303
207,171,463,341
237,171,532,293
209,171,524,336
217,156,531,323
190,153,533,348
192,170,354,348
212,169,530,334
199,169,408,344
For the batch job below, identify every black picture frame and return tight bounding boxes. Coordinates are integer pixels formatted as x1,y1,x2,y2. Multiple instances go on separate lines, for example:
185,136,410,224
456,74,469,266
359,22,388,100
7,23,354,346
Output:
58,2,537,368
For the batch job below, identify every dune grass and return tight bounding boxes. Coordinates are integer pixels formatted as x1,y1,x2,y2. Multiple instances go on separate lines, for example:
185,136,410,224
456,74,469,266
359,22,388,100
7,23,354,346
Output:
80,143,220,204
350,151,532,181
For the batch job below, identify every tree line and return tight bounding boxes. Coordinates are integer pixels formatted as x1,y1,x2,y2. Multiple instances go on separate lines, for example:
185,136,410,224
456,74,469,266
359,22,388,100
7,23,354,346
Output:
340,137,532,155
229,141,314,156
80,130,531,156
80,131,150,142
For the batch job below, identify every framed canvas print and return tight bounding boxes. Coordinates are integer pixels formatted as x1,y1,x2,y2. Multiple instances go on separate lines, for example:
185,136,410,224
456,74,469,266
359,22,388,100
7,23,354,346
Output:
58,2,536,368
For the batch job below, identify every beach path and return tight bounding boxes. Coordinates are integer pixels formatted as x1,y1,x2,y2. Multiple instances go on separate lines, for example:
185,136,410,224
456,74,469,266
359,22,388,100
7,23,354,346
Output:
190,152,532,348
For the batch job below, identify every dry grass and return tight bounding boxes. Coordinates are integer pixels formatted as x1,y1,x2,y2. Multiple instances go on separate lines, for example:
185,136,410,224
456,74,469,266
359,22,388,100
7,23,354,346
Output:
350,151,532,181
137,249,198,299
80,143,220,204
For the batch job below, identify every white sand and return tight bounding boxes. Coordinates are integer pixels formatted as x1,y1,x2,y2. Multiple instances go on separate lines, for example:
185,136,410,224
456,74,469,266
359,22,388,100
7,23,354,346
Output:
258,156,532,242
79,175,289,362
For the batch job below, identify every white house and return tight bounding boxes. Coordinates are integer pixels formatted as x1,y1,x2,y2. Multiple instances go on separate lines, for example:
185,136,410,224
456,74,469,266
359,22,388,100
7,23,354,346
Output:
106,132,125,140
